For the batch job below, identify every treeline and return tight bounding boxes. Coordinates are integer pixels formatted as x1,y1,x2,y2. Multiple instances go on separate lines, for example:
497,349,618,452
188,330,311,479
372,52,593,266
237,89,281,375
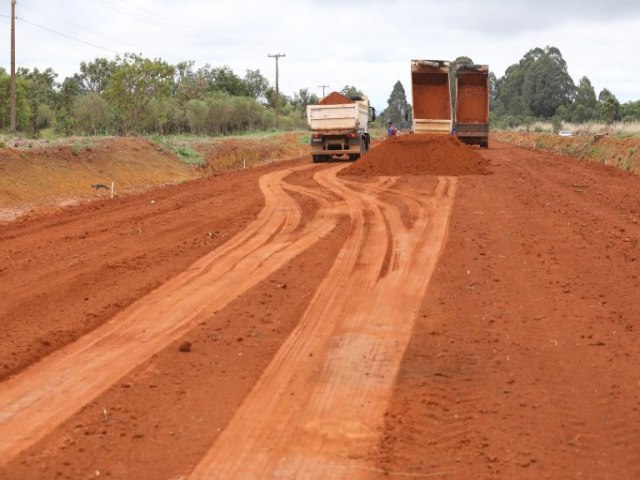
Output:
0,53,320,136
491,46,640,128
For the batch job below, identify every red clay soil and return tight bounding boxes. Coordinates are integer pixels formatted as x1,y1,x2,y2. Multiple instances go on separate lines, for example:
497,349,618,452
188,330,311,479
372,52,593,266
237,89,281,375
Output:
375,141,640,479
0,138,198,220
0,157,303,382
0,141,639,478
340,134,491,177
318,91,354,105
456,77,488,123
412,73,451,119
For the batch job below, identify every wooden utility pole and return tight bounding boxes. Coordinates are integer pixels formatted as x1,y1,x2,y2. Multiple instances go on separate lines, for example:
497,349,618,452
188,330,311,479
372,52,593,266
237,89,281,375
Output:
268,53,285,129
318,85,329,98
10,0,17,133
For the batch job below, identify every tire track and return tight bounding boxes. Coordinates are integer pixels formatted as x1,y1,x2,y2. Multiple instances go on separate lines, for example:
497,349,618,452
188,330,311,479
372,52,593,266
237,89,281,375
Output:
190,168,457,479
0,164,338,467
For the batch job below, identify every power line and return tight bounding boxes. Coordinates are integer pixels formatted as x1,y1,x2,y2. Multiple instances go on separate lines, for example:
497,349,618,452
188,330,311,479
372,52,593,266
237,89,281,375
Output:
85,0,226,44
92,0,205,37
20,0,140,52
17,17,118,54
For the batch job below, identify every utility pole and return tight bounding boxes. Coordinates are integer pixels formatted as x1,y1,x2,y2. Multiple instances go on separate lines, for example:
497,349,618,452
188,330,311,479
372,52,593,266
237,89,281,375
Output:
318,85,329,98
10,0,17,133
268,53,285,129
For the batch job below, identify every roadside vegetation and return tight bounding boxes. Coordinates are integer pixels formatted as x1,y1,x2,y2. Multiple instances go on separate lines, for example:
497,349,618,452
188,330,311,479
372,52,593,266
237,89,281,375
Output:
0,54,321,138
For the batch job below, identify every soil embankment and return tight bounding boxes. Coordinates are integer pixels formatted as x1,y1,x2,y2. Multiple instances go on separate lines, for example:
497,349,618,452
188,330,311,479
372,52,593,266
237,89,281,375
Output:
0,133,308,221
494,131,640,174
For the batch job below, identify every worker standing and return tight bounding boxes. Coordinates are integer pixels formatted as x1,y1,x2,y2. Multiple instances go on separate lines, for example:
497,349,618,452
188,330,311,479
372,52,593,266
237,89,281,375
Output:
387,121,397,137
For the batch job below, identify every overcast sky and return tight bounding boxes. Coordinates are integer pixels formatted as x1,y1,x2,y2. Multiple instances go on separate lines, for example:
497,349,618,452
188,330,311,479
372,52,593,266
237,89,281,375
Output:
2,0,639,111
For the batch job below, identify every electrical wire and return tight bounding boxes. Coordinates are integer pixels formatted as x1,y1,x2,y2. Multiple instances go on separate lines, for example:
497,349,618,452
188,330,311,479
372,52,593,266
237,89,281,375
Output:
20,0,140,52
85,0,228,46
90,0,203,36
17,17,118,54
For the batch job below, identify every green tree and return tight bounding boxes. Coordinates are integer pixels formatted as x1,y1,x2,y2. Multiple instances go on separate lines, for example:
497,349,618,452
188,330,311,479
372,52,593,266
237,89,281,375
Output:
621,100,640,122
243,69,270,101
571,76,597,123
75,58,117,95
106,53,175,134
73,94,110,134
597,88,621,124
185,99,209,134
340,85,364,97
291,88,319,118
495,46,574,119
521,47,575,117
381,81,410,128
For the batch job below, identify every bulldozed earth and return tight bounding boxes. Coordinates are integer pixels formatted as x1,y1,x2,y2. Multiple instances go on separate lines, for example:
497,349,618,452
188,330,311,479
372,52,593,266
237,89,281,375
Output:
0,134,639,479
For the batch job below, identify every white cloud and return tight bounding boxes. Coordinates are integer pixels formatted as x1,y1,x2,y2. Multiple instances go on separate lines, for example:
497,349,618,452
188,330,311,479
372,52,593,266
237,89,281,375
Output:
1,0,638,110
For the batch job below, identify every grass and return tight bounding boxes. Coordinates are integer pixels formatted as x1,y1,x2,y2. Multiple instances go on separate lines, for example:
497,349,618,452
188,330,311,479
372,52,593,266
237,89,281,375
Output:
505,121,640,137
173,144,205,166
71,139,93,155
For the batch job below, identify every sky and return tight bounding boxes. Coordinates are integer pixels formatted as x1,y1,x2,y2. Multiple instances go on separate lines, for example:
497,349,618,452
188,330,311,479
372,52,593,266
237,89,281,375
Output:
1,0,639,112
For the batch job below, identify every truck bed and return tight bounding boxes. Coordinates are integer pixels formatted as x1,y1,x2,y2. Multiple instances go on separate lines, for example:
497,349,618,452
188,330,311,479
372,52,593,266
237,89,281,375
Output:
411,60,452,135
307,103,369,133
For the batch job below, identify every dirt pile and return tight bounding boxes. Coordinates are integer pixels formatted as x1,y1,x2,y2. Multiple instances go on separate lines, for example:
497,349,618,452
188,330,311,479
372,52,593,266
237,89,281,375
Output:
318,92,354,105
340,134,491,176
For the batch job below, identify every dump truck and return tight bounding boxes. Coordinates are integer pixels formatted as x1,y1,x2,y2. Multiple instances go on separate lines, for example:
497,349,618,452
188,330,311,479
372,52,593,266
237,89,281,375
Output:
410,60,452,135
455,64,490,148
306,92,375,163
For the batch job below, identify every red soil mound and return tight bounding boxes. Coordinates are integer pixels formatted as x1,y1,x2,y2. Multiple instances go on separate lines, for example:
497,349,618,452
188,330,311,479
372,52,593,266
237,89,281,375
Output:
318,92,354,105
340,134,491,177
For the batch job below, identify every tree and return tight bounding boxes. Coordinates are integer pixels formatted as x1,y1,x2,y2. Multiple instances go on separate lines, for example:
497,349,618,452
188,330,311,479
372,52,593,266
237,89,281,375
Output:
174,60,208,102
381,81,410,128
521,47,575,117
571,76,597,123
35,104,53,135
243,69,269,101
75,58,117,95
185,99,209,134
73,94,110,134
340,85,364,97
106,53,175,134
494,46,574,119
597,88,620,124
291,88,319,118
621,100,640,122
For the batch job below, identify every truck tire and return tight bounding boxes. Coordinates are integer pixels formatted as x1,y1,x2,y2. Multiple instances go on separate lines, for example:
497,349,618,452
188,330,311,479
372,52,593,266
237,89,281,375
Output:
312,155,322,163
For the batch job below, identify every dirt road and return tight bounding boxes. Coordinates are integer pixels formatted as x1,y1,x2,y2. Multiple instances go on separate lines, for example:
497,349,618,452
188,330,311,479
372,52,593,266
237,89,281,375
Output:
0,140,639,479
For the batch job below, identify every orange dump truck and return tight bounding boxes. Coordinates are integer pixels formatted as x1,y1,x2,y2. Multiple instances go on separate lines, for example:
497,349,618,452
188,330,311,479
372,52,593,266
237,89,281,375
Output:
410,60,452,135
455,64,490,148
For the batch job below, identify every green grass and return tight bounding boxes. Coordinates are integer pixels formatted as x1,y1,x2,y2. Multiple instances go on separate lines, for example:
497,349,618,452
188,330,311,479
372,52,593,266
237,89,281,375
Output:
71,139,93,155
173,144,205,166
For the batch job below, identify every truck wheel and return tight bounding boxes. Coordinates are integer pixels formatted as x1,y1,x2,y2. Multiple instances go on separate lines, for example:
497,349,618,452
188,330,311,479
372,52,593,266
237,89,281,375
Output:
481,141,489,149
349,154,360,161
312,155,322,163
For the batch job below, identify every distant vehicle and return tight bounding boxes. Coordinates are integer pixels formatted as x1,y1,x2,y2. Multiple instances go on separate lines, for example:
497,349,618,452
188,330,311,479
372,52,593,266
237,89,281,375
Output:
558,130,573,137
